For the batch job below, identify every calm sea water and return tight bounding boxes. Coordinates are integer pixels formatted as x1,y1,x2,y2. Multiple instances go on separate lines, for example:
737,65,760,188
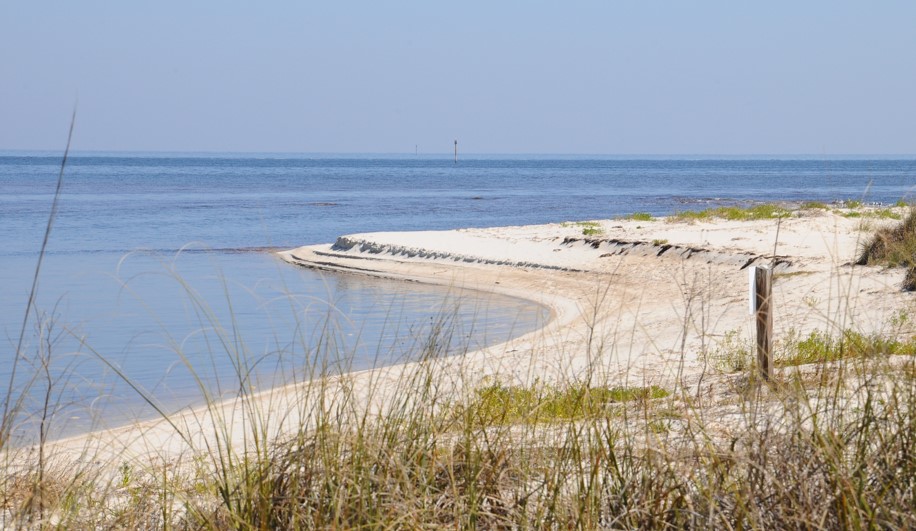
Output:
1,153,914,441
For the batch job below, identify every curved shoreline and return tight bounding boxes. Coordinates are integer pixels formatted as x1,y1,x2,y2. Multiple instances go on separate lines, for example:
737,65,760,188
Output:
14,209,915,472
28,233,583,468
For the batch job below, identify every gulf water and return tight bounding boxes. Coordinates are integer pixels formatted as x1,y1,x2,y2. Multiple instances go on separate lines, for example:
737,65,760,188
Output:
1,153,914,442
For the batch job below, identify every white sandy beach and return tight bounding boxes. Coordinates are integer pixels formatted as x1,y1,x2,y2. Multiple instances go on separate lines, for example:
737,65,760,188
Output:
21,208,915,473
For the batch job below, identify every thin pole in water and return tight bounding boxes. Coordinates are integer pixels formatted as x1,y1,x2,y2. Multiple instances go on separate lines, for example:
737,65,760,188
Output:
454,139,458,164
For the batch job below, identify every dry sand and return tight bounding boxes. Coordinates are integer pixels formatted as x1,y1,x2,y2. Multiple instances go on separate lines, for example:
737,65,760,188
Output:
18,208,915,471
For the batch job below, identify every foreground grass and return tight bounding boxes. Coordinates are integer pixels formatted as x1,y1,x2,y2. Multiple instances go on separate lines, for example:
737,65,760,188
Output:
3,326,916,529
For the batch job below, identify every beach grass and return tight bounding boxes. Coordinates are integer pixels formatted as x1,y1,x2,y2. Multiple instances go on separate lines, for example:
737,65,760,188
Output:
621,212,654,222
454,381,669,426
5,313,916,528
672,203,791,222
800,200,829,210
561,220,604,236
856,207,916,290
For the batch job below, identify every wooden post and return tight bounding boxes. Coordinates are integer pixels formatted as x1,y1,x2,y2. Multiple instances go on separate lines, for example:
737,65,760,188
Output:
754,266,773,381
454,139,458,164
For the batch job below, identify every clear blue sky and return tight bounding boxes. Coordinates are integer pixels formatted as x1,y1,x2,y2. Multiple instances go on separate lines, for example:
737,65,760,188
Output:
2,2,915,155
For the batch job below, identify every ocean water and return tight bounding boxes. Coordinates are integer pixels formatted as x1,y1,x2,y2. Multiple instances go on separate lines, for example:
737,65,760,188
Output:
1,153,914,441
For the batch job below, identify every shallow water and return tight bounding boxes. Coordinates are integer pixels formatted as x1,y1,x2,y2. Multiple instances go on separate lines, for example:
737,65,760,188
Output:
1,153,914,441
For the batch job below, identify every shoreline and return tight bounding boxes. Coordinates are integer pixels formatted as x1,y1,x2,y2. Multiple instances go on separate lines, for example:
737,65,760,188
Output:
13,207,915,471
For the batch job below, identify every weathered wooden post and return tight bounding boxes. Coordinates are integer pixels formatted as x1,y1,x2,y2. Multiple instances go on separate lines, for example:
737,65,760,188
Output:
749,265,773,381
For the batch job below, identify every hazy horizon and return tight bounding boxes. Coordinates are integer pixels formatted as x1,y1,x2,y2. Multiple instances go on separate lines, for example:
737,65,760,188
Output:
4,2,915,155
5,150,916,160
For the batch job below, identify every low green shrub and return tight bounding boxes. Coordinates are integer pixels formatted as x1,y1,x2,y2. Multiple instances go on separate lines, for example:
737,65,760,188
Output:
624,212,654,222
458,382,669,426
673,203,791,222
776,329,916,367
801,201,829,210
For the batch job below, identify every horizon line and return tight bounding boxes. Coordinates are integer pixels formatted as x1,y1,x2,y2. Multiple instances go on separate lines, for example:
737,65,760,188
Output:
3,149,916,159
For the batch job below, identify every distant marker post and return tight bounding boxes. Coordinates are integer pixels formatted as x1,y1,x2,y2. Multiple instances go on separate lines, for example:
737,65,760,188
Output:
454,139,458,164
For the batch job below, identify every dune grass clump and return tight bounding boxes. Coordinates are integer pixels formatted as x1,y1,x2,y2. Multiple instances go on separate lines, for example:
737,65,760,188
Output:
709,329,754,372
673,203,791,222
871,207,902,220
856,208,916,290
622,212,654,222
561,220,604,236
801,201,829,210
457,381,668,426
776,329,916,367
576,221,603,236
712,326,916,372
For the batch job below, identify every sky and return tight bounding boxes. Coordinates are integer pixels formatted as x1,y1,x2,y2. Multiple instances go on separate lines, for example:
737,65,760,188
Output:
2,2,916,155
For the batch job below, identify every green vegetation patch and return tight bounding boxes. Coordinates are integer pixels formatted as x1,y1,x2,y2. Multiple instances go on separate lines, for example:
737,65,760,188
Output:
709,329,754,373
857,208,916,290
800,201,829,210
872,208,903,220
623,212,654,222
560,220,605,236
573,221,603,236
672,203,791,222
460,382,669,426
776,329,916,367
712,326,916,372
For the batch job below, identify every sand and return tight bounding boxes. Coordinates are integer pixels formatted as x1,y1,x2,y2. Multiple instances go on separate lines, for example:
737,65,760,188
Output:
16,208,914,471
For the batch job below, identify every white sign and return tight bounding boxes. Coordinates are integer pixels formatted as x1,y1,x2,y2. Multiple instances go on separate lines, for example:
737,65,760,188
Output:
749,266,757,315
